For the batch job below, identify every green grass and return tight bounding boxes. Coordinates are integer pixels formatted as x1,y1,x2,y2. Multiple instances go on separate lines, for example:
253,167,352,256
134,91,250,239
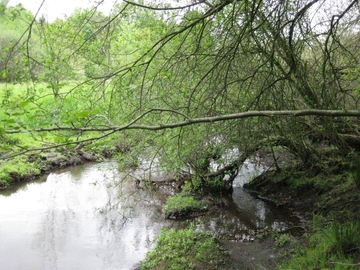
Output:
278,222,360,270
0,156,41,187
140,224,231,270
165,193,208,215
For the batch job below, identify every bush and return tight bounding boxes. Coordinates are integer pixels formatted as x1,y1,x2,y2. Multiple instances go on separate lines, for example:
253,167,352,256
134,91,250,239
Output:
0,30,22,81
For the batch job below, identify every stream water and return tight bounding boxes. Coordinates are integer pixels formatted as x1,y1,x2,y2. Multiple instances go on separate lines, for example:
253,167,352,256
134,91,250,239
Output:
0,160,300,270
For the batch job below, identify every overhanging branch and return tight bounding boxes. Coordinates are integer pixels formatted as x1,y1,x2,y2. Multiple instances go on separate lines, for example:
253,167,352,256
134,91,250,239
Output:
2,109,359,159
5,109,360,134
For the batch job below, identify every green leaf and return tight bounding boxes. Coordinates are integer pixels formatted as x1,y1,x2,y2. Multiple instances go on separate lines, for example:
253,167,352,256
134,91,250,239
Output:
90,108,100,115
54,135,66,143
5,118,16,124
19,100,30,108
74,110,89,119
1,70,7,79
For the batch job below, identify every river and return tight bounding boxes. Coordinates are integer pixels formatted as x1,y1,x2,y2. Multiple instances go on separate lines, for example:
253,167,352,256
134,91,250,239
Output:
0,160,300,269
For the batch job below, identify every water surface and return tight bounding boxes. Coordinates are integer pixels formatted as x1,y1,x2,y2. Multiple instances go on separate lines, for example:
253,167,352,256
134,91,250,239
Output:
0,160,300,269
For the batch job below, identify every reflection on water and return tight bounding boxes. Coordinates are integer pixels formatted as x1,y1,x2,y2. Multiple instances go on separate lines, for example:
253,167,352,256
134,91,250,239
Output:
0,162,173,270
0,161,300,270
197,188,299,242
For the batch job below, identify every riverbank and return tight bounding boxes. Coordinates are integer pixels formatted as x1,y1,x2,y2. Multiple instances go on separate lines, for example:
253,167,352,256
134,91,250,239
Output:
140,149,360,269
0,143,127,189
2,146,360,269
242,159,360,269
244,163,360,222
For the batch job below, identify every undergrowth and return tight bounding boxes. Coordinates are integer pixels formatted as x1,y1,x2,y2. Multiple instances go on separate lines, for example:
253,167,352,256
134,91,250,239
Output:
0,156,40,187
140,223,231,270
279,221,360,269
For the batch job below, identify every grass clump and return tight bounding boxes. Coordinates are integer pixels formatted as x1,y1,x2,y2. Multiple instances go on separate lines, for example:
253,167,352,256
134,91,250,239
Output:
279,221,360,269
326,222,360,257
140,224,231,270
165,193,208,217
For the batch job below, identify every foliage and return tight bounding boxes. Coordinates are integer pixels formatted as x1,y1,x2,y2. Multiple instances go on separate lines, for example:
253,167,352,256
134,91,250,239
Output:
0,1,9,7
182,177,204,194
140,223,230,270
1,0,360,197
0,4,39,82
182,175,228,194
279,222,360,270
273,232,292,248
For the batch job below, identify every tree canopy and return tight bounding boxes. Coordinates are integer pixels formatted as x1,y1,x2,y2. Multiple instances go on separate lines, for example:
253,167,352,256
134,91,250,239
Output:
1,0,360,182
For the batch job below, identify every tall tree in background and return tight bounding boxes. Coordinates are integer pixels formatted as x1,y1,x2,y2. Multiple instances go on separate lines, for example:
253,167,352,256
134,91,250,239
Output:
0,4,36,82
0,0,9,7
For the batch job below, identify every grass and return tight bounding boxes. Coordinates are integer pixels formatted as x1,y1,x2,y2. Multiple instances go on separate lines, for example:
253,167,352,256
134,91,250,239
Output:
165,193,208,216
0,156,41,187
278,221,360,269
140,223,231,270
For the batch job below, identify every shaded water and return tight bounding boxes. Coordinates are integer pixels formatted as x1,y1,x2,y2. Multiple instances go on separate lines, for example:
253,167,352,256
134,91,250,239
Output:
0,160,300,270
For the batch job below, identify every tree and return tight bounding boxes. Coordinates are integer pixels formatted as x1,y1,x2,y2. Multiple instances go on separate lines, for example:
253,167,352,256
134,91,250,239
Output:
0,0,9,7
2,0,360,190
0,4,37,82
34,18,79,98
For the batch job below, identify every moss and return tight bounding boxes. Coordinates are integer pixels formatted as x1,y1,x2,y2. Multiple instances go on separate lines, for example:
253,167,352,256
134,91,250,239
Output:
140,224,231,270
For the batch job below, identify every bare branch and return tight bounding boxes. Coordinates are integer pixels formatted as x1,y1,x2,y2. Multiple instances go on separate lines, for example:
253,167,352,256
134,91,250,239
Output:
123,0,204,11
